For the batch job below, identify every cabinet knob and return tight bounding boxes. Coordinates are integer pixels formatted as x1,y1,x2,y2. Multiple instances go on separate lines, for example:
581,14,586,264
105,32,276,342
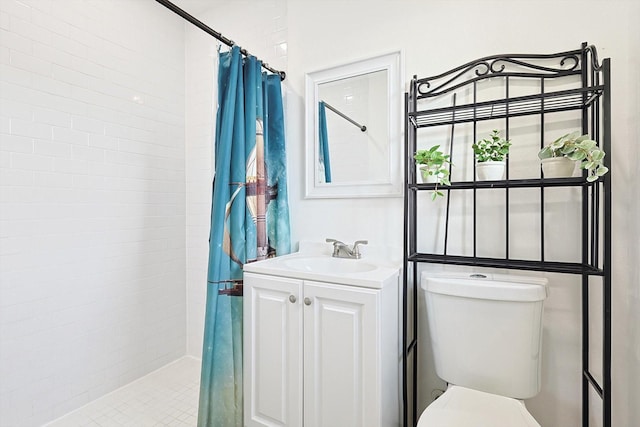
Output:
289,295,297,303
304,297,312,306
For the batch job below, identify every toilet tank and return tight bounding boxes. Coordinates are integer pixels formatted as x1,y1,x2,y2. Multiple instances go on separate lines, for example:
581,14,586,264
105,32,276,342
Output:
421,272,548,399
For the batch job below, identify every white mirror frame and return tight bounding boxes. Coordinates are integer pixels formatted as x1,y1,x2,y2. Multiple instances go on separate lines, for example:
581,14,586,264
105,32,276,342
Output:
304,51,403,198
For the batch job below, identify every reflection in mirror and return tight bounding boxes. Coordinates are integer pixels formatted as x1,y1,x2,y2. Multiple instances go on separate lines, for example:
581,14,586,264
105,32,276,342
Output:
317,70,387,184
305,52,402,198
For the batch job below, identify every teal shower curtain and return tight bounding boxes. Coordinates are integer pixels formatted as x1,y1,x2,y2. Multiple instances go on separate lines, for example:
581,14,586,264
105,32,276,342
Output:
318,101,332,183
198,46,290,427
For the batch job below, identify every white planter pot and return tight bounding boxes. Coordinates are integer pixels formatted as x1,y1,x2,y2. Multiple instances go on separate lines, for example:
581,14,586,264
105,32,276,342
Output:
476,161,505,181
541,157,576,178
419,166,439,183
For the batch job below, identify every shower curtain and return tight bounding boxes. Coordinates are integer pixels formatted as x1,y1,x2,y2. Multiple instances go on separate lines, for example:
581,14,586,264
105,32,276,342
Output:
198,46,290,427
318,101,332,183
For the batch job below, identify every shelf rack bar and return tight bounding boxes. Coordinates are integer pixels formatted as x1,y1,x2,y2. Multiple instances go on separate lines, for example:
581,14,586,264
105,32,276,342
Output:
602,56,612,427
410,86,604,128
443,94,456,256
408,253,604,276
505,76,511,261
540,77,546,264
410,176,592,190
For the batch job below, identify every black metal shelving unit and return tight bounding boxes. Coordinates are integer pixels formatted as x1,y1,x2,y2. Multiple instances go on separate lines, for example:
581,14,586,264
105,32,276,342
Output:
402,43,611,427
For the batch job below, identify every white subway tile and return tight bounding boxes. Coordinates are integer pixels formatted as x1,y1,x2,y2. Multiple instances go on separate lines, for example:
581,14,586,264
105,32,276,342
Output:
34,171,73,188
85,104,118,125
68,24,103,51
0,186,33,205
0,116,9,133
0,62,31,87
72,173,104,190
0,167,33,186
0,98,33,120
71,86,115,110
0,150,9,167
9,15,55,46
0,11,10,30
1,0,32,22
72,116,104,134
10,151,53,171
52,126,88,145
33,107,72,127
48,31,87,58
88,133,118,150
34,42,75,69
0,134,33,154
71,56,105,79
31,7,71,37
32,74,73,97
37,91,87,116
51,62,89,87
9,49,51,76
72,145,104,162
106,123,153,143
10,117,51,139
18,0,52,14
0,28,32,53
0,45,9,64
87,160,117,177
34,139,72,158
53,157,88,174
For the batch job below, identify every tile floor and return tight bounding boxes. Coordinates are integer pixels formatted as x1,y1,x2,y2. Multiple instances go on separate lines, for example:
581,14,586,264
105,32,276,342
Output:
45,357,201,426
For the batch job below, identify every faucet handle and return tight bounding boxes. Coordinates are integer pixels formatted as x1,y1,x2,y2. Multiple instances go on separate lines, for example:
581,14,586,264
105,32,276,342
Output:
325,238,343,245
352,240,368,258
326,238,344,257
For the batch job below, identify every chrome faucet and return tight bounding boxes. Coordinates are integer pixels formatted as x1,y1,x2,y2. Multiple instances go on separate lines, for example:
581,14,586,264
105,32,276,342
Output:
325,238,368,259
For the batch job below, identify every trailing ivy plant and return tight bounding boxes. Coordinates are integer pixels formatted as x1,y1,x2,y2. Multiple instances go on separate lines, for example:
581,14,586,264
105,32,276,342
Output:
472,129,512,162
538,131,608,182
414,144,452,200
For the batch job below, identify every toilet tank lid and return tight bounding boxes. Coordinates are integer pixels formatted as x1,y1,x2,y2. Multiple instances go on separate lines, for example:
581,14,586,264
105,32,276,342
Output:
421,272,549,302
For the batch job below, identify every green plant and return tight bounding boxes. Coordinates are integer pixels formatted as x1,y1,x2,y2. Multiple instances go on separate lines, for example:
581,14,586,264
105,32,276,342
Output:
414,144,452,200
538,131,608,182
472,129,512,162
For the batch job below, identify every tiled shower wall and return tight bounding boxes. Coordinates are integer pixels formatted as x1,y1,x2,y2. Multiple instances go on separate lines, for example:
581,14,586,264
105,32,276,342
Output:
0,1,187,425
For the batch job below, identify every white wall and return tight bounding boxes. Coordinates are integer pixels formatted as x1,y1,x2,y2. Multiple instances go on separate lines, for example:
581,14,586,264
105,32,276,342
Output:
184,21,216,360
0,0,186,425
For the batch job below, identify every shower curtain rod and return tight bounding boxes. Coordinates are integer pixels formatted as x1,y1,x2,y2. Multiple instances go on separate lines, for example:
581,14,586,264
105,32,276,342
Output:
155,0,286,80
322,101,367,132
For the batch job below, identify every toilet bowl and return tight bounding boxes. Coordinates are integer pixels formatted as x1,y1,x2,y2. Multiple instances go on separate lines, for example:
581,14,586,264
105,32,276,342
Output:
417,385,540,427
418,272,548,426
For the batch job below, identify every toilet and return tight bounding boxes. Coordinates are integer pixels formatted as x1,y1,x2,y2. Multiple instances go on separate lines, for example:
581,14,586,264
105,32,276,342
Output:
417,272,549,427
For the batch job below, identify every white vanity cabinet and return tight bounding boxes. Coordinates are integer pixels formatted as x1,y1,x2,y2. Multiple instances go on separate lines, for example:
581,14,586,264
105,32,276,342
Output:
243,262,400,427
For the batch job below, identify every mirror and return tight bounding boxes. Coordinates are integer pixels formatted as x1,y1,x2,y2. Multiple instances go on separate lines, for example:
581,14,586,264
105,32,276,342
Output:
305,51,402,198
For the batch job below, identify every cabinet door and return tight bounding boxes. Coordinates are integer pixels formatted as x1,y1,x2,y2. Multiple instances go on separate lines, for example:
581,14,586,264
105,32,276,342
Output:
303,281,380,427
244,273,303,427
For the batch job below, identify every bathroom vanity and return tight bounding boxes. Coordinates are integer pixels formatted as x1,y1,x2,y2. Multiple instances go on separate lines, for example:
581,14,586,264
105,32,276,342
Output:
243,243,401,427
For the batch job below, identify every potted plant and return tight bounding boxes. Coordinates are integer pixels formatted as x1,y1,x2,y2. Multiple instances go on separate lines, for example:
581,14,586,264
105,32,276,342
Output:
472,129,511,180
414,144,452,200
538,131,608,182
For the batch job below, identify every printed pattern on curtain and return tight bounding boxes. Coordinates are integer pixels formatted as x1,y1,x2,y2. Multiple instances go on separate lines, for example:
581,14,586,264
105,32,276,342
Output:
198,46,290,427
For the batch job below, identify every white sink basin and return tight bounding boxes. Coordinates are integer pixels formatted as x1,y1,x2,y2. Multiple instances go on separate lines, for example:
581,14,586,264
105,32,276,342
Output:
242,242,401,289
283,256,377,274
